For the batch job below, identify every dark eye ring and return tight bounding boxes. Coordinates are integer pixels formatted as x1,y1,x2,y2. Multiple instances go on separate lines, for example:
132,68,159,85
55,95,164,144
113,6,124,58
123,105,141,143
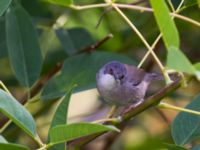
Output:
119,75,124,80
132,81,140,86
109,68,113,75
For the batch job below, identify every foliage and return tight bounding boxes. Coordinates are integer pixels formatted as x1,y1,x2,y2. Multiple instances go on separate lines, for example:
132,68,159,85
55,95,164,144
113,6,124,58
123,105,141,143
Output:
0,0,200,149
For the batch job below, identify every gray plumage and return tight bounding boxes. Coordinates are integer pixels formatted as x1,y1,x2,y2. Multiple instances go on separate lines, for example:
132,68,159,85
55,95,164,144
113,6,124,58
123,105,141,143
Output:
96,61,162,106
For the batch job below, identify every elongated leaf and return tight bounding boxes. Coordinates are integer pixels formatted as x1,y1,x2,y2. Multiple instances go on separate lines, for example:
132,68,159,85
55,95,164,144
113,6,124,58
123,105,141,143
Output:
195,63,200,70
0,0,12,16
167,47,196,74
49,123,119,145
45,0,73,6
0,135,8,143
55,28,94,56
0,143,28,150
6,4,42,87
184,0,198,9
172,94,200,145
0,89,36,138
192,145,200,150
48,89,73,150
49,90,72,131
41,51,135,100
40,28,62,57
150,0,179,49
194,63,200,80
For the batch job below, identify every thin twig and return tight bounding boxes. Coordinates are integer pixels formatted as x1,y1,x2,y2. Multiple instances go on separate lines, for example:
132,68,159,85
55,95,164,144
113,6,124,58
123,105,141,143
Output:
70,3,200,27
70,3,109,10
78,33,113,54
138,0,184,68
109,2,172,84
114,4,200,27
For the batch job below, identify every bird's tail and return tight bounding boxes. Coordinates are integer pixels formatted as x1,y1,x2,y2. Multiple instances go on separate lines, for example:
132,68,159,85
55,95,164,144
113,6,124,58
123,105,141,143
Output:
146,73,164,82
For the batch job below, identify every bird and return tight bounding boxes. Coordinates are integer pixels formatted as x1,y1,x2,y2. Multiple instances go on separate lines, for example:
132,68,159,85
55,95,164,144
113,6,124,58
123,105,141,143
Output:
96,61,163,106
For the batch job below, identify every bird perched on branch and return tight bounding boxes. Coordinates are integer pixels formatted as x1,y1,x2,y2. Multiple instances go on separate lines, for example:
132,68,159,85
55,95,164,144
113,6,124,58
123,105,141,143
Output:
96,61,163,106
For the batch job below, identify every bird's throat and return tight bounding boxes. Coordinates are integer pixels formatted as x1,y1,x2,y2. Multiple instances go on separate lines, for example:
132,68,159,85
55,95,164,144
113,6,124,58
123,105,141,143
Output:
98,74,117,91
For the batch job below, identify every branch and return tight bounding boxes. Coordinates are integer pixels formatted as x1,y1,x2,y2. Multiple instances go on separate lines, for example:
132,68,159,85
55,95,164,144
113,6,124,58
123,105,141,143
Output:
114,4,200,27
71,3,200,28
68,76,189,148
120,78,181,121
0,34,113,129
78,33,113,54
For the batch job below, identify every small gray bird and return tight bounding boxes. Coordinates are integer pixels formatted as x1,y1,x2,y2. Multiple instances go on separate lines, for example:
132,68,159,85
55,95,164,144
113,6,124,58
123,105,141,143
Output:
96,61,162,106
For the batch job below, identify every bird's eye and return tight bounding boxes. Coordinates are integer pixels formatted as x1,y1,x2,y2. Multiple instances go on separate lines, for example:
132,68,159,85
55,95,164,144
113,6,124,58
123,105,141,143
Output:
109,68,114,75
132,81,140,86
119,75,124,80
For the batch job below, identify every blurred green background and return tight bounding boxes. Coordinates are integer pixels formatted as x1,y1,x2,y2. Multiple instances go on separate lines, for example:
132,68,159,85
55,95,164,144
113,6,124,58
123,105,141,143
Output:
0,0,200,149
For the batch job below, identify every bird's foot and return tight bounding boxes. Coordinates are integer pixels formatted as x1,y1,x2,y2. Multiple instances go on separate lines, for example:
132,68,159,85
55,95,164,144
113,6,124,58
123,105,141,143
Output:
92,116,122,124
122,99,144,114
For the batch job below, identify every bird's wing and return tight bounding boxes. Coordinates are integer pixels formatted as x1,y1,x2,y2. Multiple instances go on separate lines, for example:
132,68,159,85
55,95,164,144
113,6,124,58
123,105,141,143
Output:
124,64,146,86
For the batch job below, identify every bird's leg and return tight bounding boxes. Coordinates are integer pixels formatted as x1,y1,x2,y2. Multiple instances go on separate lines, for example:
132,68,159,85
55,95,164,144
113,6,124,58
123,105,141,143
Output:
106,105,117,118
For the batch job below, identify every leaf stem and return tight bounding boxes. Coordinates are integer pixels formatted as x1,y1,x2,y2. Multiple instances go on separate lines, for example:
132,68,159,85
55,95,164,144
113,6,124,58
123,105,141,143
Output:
0,80,11,94
116,3,200,27
137,33,162,68
92,117,121,124
171,13,200,27
138,0,184,68
158,102,200,116
69,3,200,28
70,3,109,10
167,0,175,12
106,105,117,118
0,120,12,134
34,134,45,148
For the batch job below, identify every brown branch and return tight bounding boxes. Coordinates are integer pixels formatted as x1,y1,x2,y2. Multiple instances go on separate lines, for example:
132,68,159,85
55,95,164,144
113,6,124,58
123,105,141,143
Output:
0,33,113,129
68,76,188,148
78,33,113,54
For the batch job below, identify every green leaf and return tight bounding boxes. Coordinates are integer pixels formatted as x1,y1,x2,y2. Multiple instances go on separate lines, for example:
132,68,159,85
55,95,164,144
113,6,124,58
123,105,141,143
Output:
6,4,42,87
41,51,135,100
45,0,73,7
194,63,200,80
192,145,200,150
174,0,198,11
185,0,197,6
167,47,196,74
195,63,200,70
0,89,37,138
184,0,198,9
40,28,61,58
48,89,73,150
0,17,7,59
0,143,28,150
55,28,94,56
150,0,179,49
49,123,119,145
172,94,200,145
0,0,12,16
0,135,8,143
49,90,73,131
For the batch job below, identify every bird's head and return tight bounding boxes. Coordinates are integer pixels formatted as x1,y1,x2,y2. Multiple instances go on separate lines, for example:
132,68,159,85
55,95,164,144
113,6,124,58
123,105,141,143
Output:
96,61,127,91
